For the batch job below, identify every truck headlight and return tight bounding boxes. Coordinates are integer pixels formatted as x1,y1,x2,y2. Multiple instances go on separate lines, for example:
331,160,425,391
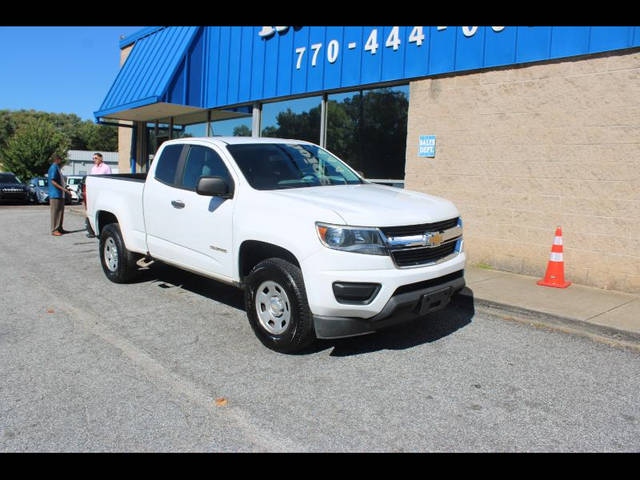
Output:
316,222,388,256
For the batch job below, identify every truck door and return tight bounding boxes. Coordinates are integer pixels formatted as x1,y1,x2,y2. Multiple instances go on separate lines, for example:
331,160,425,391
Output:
144,143,236,281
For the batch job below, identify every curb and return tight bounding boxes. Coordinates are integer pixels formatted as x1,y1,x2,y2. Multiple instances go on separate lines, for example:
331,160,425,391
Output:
457,289,640,351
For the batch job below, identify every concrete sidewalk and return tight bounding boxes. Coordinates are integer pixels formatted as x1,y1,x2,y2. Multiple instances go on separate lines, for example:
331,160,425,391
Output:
461,266,640,350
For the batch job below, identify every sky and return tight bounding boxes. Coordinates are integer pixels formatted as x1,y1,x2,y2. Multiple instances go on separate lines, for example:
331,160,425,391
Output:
0,26,145,122
0,26,408,131
0,26,320,130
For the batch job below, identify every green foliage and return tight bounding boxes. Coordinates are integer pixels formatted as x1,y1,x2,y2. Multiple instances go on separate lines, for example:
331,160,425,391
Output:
2,117,70,180
232,124,252,137
263,107,321,144
78,121,118,151
0,109,117,175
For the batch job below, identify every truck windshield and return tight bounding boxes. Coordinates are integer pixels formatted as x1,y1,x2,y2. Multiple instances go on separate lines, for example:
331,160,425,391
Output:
226,143,363,190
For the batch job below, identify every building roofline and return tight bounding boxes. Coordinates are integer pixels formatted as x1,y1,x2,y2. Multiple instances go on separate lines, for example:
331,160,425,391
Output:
119,27,164,49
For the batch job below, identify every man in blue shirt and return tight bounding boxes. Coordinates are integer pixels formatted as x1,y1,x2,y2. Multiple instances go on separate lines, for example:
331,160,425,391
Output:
48,155,72,236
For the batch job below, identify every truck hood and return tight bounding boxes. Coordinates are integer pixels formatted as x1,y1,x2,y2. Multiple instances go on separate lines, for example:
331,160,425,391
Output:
270,183,459,226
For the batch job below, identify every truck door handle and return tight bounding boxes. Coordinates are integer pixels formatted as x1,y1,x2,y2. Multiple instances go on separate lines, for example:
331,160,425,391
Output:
171,200,185,209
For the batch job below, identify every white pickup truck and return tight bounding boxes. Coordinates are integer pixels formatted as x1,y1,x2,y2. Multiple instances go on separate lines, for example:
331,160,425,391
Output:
86,137,465,352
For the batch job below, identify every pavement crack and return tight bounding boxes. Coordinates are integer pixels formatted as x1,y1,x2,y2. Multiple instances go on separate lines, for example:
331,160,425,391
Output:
584,298,638,323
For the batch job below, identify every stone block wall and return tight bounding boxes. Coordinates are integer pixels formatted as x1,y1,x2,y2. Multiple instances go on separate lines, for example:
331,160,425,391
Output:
405,49,640,293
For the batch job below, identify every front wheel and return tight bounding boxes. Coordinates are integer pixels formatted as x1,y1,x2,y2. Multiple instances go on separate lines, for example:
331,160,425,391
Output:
99,223,140,283
244,258,316,353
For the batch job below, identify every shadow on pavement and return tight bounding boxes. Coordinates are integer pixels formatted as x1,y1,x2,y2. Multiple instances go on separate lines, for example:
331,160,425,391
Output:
134,261,245,310
133,261,475,356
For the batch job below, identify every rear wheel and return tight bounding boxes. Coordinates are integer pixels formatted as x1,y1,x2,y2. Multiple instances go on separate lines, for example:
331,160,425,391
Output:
99,223,140,283
244,258,316,353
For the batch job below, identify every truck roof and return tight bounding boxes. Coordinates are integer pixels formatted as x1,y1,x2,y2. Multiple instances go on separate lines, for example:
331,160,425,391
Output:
163,136,315,147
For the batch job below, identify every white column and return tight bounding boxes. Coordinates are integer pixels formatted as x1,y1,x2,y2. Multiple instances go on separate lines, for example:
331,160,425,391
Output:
320,94,328,147
252,103,262,137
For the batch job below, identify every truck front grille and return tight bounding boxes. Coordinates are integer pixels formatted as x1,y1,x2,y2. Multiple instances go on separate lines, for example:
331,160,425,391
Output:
379,217,459,238
380,217,462,268
391,242,457,267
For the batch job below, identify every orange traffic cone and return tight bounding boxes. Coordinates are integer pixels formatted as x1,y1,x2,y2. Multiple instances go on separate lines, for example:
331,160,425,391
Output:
537,226,571,288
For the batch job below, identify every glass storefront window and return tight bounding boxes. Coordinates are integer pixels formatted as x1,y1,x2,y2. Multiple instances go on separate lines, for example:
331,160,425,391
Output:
327,85,409,180
184,123,207,137
210,116,252,137
146,113,252,159
141,86,407,180
146,123,170,158
261,96,322,144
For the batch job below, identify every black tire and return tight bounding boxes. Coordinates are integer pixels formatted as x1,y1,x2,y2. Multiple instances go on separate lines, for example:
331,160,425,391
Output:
99,223,140,283
244,258,316,353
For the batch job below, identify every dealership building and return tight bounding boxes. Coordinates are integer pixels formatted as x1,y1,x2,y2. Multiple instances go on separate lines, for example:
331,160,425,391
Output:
95,26,640,293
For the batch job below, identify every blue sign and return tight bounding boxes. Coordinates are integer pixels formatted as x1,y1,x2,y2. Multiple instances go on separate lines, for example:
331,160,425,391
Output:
419,136,436,158
206,26,640,110
97,26,640,121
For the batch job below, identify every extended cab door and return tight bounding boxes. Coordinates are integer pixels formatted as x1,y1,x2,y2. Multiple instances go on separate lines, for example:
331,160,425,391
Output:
143,142,236,281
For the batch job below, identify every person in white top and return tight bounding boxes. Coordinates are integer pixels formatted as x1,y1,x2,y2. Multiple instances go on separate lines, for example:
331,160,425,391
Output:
90,153,112,175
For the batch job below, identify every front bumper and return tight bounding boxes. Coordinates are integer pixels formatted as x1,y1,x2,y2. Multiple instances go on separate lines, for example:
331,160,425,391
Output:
313,270,465,339
0,191,29,203
302,246,466,317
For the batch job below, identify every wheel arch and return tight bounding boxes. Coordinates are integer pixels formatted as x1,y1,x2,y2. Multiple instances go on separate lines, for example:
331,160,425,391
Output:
238,240,301,284
96,210,119,235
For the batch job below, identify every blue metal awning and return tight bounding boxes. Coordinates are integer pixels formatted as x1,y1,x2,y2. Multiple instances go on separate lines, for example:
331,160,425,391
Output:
96,26,640,125
94,26,204,122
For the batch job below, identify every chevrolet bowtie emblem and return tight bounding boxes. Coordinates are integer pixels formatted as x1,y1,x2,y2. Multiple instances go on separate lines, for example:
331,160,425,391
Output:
423,232,443,247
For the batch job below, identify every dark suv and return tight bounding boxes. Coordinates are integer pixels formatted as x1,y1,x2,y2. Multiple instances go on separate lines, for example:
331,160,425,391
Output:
0,172,29,204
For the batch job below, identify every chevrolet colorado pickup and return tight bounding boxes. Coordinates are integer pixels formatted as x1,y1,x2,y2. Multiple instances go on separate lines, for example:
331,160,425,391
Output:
86,137,465,352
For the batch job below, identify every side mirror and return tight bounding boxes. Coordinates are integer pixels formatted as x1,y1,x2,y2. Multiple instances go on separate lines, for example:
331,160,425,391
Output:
196,176,233,198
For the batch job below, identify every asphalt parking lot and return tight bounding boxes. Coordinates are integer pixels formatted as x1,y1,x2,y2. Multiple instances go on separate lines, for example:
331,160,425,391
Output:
1,204,639,452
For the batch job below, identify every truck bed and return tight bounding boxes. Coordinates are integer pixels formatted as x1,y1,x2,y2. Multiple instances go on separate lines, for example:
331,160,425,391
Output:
86,173,148,254
90,172,148,182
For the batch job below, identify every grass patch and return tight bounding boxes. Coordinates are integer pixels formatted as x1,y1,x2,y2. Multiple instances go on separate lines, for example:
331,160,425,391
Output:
473,262,494,270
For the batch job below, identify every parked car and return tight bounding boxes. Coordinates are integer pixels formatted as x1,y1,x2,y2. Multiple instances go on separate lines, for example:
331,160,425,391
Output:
27,177,49,204
66,175,85,203
0,172,30,204
77,176,86,203
27,177,71,204
86,137,465,353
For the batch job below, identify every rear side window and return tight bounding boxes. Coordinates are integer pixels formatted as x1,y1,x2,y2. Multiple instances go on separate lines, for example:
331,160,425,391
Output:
154,144,183,185
179,145,233,191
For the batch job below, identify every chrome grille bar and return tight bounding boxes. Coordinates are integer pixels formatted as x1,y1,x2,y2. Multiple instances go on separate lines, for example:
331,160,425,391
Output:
378,218,463,268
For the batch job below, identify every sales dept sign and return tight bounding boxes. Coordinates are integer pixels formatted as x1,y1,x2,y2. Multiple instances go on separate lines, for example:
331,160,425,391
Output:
419,135,436,158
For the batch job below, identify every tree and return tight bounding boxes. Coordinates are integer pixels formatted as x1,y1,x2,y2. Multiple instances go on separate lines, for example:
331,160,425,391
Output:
262,107,321,143
233,124,252,137
2,117,70,180
0,109,118,157
77,121,118,151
